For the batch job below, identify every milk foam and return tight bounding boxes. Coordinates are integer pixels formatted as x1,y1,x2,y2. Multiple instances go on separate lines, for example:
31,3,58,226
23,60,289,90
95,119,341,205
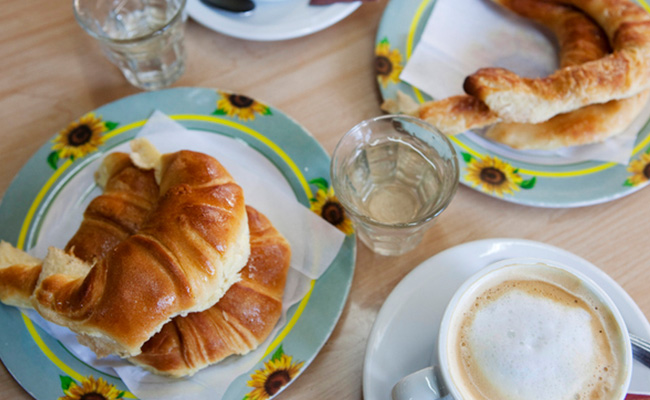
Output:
467,291,597,399
447,264,628,400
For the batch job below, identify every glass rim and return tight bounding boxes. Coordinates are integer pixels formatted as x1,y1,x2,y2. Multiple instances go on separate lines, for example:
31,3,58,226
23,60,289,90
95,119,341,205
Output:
72,0,187,44
330,114,460,228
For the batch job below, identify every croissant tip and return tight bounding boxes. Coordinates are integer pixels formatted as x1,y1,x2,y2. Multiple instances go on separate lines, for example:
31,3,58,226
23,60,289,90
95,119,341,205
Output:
130,138,163,183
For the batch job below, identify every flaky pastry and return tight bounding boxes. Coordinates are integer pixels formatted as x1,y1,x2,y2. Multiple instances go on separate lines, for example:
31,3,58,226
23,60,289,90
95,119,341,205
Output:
464,0,650,123
131,206,291,377
383,0,650,150
31,143,250,358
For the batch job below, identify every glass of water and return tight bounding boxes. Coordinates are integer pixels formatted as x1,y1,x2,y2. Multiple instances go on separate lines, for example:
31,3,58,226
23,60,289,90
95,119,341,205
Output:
331,115,459,256
73,0,187,91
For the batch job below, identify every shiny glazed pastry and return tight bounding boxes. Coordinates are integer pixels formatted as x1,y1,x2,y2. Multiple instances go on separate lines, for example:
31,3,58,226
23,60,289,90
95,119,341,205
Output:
32,143,250,358
0,151,290,378
66,152,159,263
131,206,291,377
0,152,158,309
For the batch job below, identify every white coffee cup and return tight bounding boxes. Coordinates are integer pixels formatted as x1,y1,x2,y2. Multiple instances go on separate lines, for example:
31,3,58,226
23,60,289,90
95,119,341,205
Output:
392,257,633,400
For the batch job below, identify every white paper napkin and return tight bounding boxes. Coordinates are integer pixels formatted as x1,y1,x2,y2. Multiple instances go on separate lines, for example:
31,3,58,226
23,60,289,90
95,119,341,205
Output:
27,111,345,400
400,0,650,165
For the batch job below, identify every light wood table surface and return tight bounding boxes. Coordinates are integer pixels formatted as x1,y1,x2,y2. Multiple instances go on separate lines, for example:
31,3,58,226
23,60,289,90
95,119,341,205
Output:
1,0,649,399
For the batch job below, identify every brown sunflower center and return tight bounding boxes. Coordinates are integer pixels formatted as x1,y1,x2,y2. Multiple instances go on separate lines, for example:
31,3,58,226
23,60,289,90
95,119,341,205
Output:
229,94,254,108
375,56,393,76
80,393,107,400
322,201,345,226
480,167,506,185
644,162,650,179
67,125,93,147
264,370,291,396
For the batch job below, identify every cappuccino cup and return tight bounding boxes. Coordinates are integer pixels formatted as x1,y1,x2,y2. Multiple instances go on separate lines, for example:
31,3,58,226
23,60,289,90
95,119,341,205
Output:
392,258,633,400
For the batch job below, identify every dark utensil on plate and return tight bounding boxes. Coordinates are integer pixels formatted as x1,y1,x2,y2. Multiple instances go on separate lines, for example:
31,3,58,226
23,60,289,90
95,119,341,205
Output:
200,0,255,12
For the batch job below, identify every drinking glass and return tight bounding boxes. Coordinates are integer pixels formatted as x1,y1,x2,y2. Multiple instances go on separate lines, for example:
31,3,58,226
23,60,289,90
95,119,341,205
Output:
73,0,187,90
331,115,459,256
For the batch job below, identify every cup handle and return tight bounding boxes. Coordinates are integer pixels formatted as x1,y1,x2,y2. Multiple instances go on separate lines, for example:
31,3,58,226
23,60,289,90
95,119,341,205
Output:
391,366,453,400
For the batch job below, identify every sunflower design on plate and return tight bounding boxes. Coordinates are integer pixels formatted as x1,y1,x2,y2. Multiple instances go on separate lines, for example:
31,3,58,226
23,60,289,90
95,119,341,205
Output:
624,148,650,187
243,346,304,400
309,178,354,235
375,38,403,88
48,113,118,170
213,91,272,121
58,375,125,400
463,153,536,197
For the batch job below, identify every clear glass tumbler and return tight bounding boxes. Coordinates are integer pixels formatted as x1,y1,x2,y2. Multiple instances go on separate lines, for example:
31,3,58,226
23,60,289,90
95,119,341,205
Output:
73,0,187,91
331,115,459,256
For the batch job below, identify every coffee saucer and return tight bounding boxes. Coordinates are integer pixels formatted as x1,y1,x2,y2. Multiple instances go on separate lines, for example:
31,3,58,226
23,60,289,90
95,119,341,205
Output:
363,238,650,400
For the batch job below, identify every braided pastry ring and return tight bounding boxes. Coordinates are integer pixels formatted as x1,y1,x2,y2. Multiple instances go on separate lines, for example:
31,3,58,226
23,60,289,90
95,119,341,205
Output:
464,0,650,123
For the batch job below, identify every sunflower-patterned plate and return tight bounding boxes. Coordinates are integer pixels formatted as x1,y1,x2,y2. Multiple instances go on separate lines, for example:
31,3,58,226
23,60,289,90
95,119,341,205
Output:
375,0,650,208
0,87,355,400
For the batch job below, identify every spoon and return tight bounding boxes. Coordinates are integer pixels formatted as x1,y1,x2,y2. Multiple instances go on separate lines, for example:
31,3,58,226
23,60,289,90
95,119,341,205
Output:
200,0,255,12
631,333,650,367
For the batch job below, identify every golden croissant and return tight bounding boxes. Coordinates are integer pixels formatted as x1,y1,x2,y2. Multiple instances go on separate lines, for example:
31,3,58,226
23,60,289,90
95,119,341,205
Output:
32,145,250,358
132,205,291,377
0,152,158,309
1,147,291,378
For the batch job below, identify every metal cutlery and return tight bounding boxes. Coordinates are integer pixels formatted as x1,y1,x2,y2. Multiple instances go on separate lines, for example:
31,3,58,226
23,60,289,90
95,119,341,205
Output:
631,333,650,367
200,0,255,12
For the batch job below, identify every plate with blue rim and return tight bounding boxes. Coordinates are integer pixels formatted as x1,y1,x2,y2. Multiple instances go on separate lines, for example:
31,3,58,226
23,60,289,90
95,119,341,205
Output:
0,87,355,400
374,0,650,208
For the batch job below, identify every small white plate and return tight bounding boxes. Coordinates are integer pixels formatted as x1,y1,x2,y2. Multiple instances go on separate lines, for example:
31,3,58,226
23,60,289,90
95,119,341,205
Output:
363,238,650,400
187,0,361,41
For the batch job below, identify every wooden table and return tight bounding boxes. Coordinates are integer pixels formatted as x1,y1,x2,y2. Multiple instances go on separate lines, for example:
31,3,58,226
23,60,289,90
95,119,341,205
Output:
0,0,649,399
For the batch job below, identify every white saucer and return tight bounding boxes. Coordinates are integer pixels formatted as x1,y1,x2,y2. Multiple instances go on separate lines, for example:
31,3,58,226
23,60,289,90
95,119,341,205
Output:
363,238,650,400
186,0,361,41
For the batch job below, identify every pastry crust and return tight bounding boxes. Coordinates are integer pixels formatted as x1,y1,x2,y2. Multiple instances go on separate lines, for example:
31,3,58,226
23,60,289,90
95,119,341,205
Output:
32,145,250,358
486,91,650,149
0,153,158,309
131,206,291,377
383,0,650,149
383,0,614,135
483,0,650,149
492,0,611,68
0,241,42,309
464,0,650,123
0,153,289,377
67,152,159,263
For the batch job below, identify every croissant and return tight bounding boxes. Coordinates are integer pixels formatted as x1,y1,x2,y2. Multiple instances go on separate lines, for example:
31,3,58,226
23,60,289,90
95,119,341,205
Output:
464,0,650,123
1,151,290,378
0,152,158,308
32,145,250,358
131,206,291,377
0,242,42,309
